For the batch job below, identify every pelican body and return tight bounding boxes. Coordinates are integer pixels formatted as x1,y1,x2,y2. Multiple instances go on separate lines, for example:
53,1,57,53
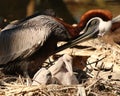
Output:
0,9,113,77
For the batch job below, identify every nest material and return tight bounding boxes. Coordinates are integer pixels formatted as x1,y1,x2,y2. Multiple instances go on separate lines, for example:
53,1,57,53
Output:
0,76,119,96
0,39,120,96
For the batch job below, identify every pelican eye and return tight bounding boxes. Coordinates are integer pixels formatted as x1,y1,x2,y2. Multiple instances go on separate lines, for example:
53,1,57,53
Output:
90,19,99,26
86,19,100,33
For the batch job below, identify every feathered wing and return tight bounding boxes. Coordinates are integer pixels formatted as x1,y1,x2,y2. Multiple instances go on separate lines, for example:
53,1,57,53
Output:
1,9,56,32
0,15,65,64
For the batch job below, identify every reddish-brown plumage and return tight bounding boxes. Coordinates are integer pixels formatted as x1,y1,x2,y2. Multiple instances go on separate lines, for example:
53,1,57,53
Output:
78,9,112,29
55,9,112,38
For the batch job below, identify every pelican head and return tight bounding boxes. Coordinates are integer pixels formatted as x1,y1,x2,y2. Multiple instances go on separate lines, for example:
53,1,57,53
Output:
55,9,113,53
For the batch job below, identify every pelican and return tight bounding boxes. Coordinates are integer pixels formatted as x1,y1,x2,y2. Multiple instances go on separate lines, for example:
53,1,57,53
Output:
0,9,112,77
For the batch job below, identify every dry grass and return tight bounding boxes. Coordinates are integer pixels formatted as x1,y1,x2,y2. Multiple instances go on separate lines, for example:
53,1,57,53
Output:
0,39,120,96
0,75,119,96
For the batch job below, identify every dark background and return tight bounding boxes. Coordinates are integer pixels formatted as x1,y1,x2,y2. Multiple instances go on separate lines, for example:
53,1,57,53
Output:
0,0,120,28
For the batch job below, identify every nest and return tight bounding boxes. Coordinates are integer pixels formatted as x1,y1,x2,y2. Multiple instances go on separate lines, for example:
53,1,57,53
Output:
0,76,119,96
0,39,120,96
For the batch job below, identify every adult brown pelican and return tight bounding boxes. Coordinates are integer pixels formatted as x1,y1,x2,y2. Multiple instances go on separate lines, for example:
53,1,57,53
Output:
0,9,112,77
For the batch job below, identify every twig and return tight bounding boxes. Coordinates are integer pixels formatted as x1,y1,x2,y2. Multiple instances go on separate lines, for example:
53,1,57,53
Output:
87,56,106,65
96,63,104,78
85,78,102,90
77,85,86,96
89,92,98,96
